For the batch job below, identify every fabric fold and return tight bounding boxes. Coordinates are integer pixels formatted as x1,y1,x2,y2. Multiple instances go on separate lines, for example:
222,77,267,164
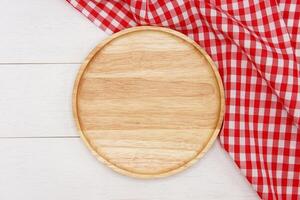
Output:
67,0,300,199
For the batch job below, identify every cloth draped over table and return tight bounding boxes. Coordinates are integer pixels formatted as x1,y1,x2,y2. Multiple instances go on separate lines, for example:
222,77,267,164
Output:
67,0,300,199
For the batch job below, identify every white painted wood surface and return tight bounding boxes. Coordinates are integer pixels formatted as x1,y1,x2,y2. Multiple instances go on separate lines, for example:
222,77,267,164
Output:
0,0,259,199
0,64,79,137
0,0,105,63
0,139,256,200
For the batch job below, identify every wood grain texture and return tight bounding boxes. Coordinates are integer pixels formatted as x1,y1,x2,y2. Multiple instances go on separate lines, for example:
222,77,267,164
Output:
73,26,225,178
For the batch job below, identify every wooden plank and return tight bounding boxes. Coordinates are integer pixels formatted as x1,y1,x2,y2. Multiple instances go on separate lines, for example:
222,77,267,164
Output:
0,139,258,200
0,0,107,63
0,64,79,137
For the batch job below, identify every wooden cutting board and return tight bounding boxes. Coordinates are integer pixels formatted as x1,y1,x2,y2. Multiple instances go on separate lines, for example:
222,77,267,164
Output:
73,26,225,178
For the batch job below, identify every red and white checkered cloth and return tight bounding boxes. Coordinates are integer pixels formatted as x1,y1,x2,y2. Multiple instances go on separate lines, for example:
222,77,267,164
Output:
67,0,300,199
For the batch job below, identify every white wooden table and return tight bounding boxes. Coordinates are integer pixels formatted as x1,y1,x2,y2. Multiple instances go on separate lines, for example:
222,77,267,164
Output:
0,1,259,199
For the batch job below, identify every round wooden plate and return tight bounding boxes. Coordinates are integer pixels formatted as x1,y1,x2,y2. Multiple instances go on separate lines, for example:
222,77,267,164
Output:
73,26,225,178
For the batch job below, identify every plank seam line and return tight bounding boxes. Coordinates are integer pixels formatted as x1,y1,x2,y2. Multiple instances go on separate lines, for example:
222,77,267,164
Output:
0,136,80,139
0,62,81,65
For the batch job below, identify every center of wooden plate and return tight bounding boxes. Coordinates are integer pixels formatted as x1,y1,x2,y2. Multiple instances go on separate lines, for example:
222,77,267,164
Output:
73,26,224,178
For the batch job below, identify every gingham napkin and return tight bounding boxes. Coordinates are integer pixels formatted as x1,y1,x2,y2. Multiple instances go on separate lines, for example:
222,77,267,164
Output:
67,0,300,199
